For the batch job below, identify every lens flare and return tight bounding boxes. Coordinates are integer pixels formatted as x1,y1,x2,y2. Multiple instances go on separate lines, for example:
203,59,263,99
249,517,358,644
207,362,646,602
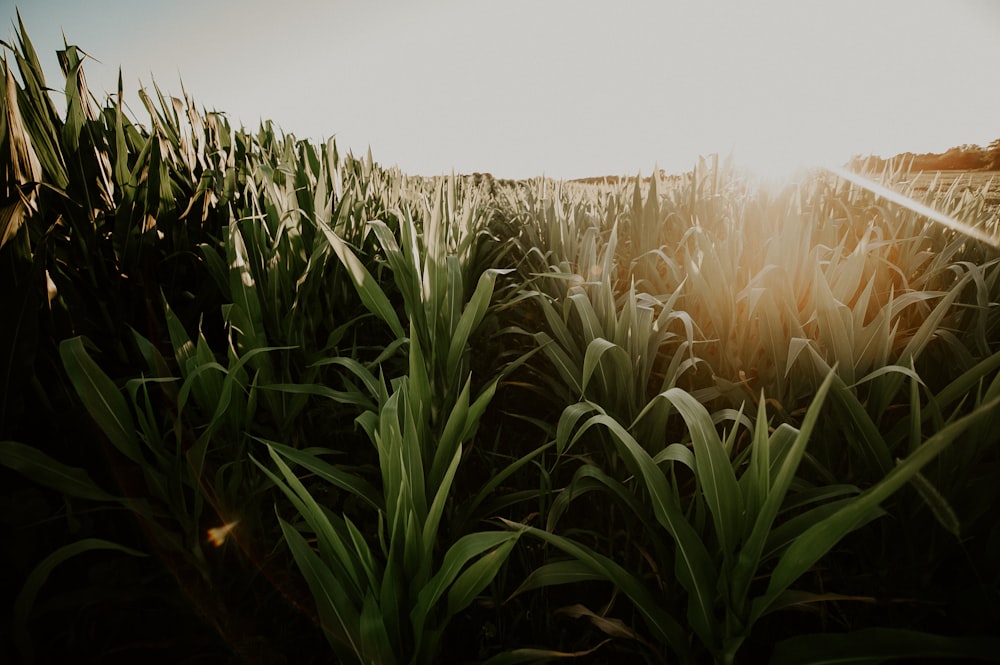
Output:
825,165,1000,249
207,520,239,547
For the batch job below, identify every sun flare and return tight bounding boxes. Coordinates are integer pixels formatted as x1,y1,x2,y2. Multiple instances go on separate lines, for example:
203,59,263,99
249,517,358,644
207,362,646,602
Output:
207,520,239,547
730,142,830,186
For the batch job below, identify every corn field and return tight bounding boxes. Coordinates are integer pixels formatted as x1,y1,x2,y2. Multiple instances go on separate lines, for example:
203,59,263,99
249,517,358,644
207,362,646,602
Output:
3,23,1000,664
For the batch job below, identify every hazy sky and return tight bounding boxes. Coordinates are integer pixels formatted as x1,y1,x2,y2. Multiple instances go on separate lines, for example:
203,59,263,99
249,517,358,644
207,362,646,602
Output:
5,0,1000,179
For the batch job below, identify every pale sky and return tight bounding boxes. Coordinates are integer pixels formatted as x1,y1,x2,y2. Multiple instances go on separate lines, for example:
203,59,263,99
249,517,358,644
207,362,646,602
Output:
5,0,1000,179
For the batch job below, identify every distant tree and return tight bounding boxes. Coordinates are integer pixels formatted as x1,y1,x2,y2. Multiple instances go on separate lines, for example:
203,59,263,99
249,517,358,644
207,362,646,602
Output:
851,140,1000,173
985,138,1000,171
940,145,985,170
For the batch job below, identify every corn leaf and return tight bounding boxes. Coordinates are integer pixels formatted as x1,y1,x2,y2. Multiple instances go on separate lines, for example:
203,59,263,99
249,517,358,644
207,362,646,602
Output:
754,393,1000,620
13,539,146,663
0,440,119,502
59,336,142,464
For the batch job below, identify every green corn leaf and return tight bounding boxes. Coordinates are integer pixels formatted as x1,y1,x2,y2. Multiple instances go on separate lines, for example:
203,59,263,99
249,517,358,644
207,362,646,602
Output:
277,515,364,659
369,218,420,319
905,466,961,538
320,220,405,339
129,326,173,380
546,462,660,538
898,271,973,363
460,439,555,528
378,551,405,655
59,337,142,464
555,402,597,456
929,348,1000,421
908,361,922,455
422,444,463,560
461,377,499,442
445,535,518,618
741,392,771,519
111,72,131,188
507,559,607,599
429,381,472,491
261,438,383,511
405,326,431,437
812,265,856,384
412,531,518,632
198,242,231,297
732,368,836,611
307,355,385,402
0,440,119,502
399,385,427,521
228,223,266,347
446,268,511,381
255,449,366,603
811,350,893,476
9,16,68,187
850,363,925,389
578,411,718,647
443,254,463,349
657,387,742,559
580,338,630,398
342,514,382,593
261,382,375,410
568,291,602,342
163,296,196,372
754,393,1000,621
762,497,876,562
534,333,584,395
359,592,397,665
14,539,146,663
651,442,696,469
500,519,690,660
785,338,814,378
536,295,578,354
175,360,227,417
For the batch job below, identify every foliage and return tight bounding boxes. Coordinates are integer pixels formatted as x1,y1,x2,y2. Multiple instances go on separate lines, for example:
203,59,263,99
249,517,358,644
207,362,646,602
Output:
2,20,1000,664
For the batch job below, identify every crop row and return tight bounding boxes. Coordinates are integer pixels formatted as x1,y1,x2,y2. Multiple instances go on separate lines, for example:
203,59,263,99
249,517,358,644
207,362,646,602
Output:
2,23,1000,664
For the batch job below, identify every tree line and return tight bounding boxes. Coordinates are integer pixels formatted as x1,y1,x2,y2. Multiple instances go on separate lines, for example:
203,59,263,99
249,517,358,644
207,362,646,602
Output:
852,138,1000,172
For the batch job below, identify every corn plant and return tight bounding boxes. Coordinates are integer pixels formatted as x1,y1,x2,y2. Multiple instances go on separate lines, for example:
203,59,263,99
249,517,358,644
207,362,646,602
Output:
504,364,1000,663
256,364,521,664
502,178,701,432
608,157,998,422
249,173,538,662
1,21,239,440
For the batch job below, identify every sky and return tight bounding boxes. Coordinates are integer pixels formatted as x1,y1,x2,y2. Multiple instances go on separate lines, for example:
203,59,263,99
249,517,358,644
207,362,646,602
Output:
4,0,1000,180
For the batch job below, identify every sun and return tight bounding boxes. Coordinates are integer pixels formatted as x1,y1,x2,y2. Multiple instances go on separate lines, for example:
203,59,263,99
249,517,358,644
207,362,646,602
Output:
730,143,828,186
718,128,853,187
729,140,1000,248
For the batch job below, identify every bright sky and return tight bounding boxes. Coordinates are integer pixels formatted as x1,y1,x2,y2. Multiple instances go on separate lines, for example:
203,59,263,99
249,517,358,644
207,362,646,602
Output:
5,0,1000,180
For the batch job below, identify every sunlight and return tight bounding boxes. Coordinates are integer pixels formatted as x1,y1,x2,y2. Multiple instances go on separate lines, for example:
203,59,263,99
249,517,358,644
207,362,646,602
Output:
730,141,826,186
728,145,1000,249
826,165,1000,249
